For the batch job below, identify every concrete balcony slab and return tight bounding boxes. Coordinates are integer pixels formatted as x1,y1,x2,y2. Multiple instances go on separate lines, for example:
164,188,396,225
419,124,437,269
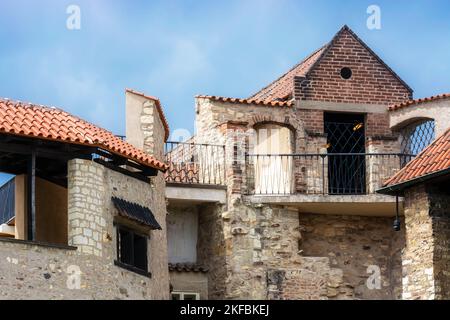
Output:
166,183,227,204
245,194,403,216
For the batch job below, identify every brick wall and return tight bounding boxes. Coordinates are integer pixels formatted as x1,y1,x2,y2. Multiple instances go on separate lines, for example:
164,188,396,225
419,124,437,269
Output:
294,29,412,105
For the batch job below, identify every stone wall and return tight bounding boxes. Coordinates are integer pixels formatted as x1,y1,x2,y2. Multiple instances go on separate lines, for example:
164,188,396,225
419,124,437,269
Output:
211,202,405,300
267,258,350,300
0,159,169,300
0,239,163,299
428,183,450,300
197,203,227,299
193,97,406,300
402,182,450,300
298,213,404,299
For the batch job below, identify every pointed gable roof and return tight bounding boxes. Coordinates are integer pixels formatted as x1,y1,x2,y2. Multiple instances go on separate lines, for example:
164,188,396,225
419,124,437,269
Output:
250,25,413,103
249,45,327,102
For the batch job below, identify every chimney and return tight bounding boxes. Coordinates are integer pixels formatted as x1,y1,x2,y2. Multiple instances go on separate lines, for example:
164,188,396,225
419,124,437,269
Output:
125,89,167,160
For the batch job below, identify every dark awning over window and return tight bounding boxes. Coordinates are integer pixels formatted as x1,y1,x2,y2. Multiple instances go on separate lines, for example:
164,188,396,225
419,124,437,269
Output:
112,197,162,230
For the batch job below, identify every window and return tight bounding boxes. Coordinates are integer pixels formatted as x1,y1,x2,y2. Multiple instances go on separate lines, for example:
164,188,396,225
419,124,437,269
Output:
171,292,200,300
340,67,352,80
115,225,150,277
400,119,435,156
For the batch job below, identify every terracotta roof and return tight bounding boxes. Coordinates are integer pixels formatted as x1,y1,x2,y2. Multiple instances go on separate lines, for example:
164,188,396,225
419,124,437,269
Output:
250,25,412,103
195,95,294,107
382,128,450,187
389,93,450,111
0,98,168,171
168,263,208,273
249,45,326,102
125,88,170,141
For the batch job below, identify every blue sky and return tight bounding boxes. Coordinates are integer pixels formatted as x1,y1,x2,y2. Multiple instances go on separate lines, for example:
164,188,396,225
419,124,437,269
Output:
1,0,450,135
0,0,450,184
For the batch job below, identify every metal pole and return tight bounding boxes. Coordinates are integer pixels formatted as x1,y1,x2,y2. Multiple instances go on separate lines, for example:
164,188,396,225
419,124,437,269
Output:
27,150,36,241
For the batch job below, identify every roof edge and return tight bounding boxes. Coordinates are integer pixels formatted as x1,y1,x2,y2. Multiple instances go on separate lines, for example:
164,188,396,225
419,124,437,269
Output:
125,88,170,141
196,95,294,107
247,45,327,100
388,93,450,111
376,167,450,195
304,25,413,95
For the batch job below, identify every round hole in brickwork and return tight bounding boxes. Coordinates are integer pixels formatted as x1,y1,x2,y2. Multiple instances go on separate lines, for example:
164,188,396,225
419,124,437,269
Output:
340,67,352,80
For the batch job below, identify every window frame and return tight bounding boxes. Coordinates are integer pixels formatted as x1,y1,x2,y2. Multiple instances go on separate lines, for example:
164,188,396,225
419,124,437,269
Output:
114,223,151,278
171,292,200,300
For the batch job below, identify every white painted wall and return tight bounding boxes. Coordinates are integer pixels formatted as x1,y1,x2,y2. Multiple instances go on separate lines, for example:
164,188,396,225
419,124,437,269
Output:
167,206,198,263
390,98,450,137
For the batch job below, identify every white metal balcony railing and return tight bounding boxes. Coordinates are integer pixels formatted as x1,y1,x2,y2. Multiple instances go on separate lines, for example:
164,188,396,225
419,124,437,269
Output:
164,141,226,185
245,153,414,195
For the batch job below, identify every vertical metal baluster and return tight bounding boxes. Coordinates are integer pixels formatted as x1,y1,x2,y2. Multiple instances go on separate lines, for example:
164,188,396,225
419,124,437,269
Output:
321,155,325,195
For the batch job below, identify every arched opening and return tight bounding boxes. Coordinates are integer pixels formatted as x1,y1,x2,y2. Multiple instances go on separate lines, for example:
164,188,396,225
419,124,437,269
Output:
253,123,294,194
399,119,435,156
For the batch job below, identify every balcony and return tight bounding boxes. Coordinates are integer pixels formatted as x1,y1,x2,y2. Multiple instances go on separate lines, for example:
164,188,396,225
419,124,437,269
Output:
245,153,414,215
164,141,226,204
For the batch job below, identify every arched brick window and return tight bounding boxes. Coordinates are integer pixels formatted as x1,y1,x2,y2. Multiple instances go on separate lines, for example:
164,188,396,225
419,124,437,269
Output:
400,119,435,156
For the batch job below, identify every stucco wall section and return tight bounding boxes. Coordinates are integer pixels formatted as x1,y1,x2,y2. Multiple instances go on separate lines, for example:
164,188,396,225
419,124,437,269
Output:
126,91,165,159
389,98,450,137
170,271,208,300
167,204,198,263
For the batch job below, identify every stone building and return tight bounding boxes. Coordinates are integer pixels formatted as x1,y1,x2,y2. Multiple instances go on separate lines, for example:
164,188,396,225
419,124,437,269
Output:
378,95,450,300
164,25,450,300
0,89,170,299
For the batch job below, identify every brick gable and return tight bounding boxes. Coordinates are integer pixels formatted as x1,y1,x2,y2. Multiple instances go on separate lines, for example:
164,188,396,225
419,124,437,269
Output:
295,27,412,105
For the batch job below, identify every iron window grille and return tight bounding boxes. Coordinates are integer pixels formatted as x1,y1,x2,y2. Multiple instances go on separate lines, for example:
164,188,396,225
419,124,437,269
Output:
400,119,435,156
114,224,151,278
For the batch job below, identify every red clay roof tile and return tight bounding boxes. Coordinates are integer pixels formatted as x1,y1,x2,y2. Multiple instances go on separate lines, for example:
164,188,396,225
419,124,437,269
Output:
383,128,450,187
249,46,326,102
388,93,450,111
195,95,294,107
0,98,168,171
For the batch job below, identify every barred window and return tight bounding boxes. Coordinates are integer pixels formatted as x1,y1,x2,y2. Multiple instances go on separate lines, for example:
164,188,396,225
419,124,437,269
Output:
400,119,435,156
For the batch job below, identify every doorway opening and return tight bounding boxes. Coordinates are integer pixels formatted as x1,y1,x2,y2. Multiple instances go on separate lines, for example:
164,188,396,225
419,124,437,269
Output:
324,112,366,195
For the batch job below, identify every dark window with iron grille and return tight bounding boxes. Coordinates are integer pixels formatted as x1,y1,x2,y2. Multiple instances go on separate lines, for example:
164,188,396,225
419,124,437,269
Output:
400,119,435,156
115,225,150,277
